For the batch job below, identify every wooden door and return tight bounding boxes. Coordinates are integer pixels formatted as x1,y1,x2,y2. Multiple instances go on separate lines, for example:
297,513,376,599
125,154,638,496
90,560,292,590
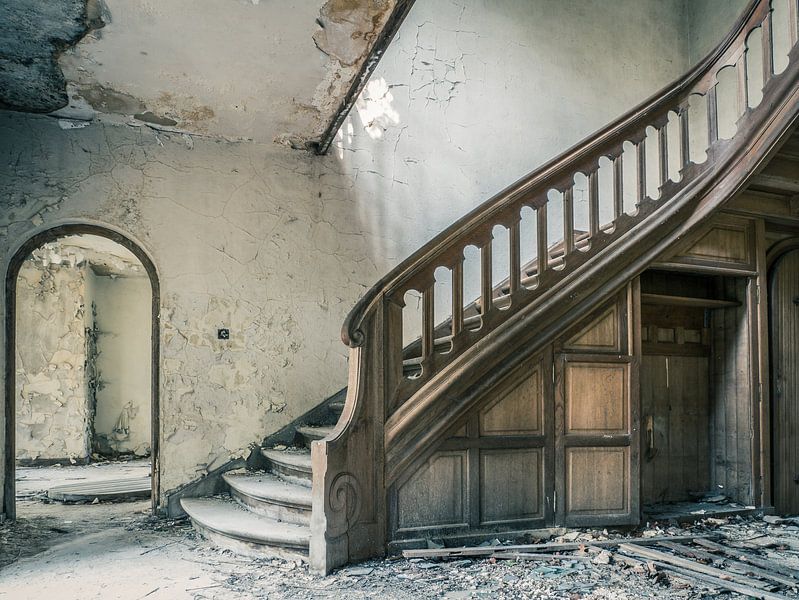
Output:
641,354,711,504
553,287,640,527
770,248,799,515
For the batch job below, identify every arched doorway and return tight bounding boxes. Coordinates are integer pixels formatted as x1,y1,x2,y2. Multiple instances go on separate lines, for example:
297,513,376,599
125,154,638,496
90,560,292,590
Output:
769,242,799,516
3,224,160,519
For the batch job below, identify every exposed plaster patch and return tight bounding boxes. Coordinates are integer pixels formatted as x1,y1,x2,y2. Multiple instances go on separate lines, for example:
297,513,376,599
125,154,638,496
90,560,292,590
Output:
285,0,399,148
15,261,91,461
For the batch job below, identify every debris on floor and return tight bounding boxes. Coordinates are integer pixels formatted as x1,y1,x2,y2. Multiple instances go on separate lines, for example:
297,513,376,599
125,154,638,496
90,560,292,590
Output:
4,503,799,598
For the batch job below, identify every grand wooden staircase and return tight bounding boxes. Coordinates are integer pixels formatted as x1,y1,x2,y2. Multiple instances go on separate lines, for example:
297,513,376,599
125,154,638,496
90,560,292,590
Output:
182,0,799,574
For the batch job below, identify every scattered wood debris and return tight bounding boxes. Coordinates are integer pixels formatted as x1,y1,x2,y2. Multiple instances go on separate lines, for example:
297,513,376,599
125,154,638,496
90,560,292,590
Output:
403,523,799,599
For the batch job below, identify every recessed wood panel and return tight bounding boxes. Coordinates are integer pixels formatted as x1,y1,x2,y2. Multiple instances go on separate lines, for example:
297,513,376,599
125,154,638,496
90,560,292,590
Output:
565,363,628,434
566,447,629,515
479,366,542,436
563,306,620,352
688,225,749,263
480,449,543,524
396,451,467,530
658,217,755,272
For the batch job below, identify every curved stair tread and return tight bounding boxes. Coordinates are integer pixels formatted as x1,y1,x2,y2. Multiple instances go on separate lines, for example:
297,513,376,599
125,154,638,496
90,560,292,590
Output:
261,448,312,472
296,425,334,441
223,471,311,508
181,497,309,548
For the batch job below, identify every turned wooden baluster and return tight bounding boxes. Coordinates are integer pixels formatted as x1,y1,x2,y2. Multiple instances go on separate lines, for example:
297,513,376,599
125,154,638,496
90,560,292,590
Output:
509,219,521,294
636,138,647,203
678,101,691,170
480,241,492,314
612,153,624,220
563,187,575,257
707,84,720,146
657,123,669,188
737,52,750,113
421,284,435,360
762,3,774,85
536,202,548,276
451,258,464,336
588,168,600,238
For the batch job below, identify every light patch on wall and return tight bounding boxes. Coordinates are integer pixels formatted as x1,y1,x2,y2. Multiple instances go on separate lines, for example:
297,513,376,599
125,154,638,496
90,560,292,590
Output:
354,77,401,139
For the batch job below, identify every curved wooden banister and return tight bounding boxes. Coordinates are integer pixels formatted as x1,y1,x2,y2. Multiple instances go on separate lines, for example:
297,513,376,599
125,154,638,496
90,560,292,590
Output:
342,0,766,349
312,0,799,575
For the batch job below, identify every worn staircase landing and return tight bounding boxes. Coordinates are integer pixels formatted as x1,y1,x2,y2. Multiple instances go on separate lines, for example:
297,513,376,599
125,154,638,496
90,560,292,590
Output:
181,403,341,560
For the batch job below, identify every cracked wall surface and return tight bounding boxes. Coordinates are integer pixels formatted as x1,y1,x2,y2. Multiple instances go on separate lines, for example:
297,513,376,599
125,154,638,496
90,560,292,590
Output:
0,1,743,509
15,260,91,461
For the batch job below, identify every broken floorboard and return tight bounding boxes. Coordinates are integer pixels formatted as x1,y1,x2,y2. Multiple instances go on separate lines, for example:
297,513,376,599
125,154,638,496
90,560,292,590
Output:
617,545,795,600
643,500,759,524
405,531,799,599
47,476,151,502
402,534,718,559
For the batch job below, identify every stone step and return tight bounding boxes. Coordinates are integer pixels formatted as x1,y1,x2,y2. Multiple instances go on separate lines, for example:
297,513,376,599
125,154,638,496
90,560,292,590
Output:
223,471,311,526
47,476,151,502
181,496,309,560
296,425,334,446
261,448,312,483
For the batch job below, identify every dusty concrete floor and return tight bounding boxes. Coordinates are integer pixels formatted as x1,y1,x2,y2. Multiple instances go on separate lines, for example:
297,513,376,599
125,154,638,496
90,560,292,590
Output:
2,468,798,599
3,506,796,599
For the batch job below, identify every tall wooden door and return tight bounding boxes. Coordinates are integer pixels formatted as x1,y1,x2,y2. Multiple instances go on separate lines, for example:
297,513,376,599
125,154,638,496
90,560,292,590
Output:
553,287,640,526
771,248,799,515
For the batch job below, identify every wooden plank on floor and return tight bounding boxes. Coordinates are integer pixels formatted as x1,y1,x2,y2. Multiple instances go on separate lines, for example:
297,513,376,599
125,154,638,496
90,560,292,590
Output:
402,534,716,559
658,541,799,588
618,543,774,592
492,552,592,562
615,552,793,600
693,538,799,580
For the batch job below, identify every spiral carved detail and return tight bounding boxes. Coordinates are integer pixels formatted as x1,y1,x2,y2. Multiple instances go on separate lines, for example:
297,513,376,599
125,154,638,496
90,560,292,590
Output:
327,472,361,538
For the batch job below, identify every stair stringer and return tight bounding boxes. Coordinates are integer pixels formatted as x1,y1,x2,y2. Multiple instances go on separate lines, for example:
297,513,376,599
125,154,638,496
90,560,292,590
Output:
383,58,799,499
310,2,799,575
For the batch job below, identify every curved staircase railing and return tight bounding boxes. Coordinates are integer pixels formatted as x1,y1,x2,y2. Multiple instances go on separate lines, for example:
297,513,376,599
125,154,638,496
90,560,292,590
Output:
310,0,799,574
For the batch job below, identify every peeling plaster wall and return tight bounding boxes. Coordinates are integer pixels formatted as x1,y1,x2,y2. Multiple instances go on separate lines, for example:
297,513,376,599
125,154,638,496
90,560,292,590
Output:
91,274,151,457
15,261,91,461
0,1,734,508
0,113,384,503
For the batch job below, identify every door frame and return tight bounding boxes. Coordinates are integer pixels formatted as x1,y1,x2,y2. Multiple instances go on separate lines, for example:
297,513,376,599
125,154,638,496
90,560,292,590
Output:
3,224,161,519
766,239,799,513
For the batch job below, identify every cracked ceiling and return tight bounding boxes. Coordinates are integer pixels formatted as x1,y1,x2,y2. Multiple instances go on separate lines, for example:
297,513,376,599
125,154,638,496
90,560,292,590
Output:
0,0,408,149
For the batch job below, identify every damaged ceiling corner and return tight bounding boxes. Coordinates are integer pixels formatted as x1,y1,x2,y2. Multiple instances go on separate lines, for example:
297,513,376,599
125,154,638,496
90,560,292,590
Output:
0,0,103,113
302,0,415,153
0,0,414,150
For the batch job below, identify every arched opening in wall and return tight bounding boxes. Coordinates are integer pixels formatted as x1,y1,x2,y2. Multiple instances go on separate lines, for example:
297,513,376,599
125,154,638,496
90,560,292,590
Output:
4,225,159,522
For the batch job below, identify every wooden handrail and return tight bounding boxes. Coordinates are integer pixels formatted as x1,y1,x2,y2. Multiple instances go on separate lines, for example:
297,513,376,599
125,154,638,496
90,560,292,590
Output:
311,0,799,573
342,0,765,349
